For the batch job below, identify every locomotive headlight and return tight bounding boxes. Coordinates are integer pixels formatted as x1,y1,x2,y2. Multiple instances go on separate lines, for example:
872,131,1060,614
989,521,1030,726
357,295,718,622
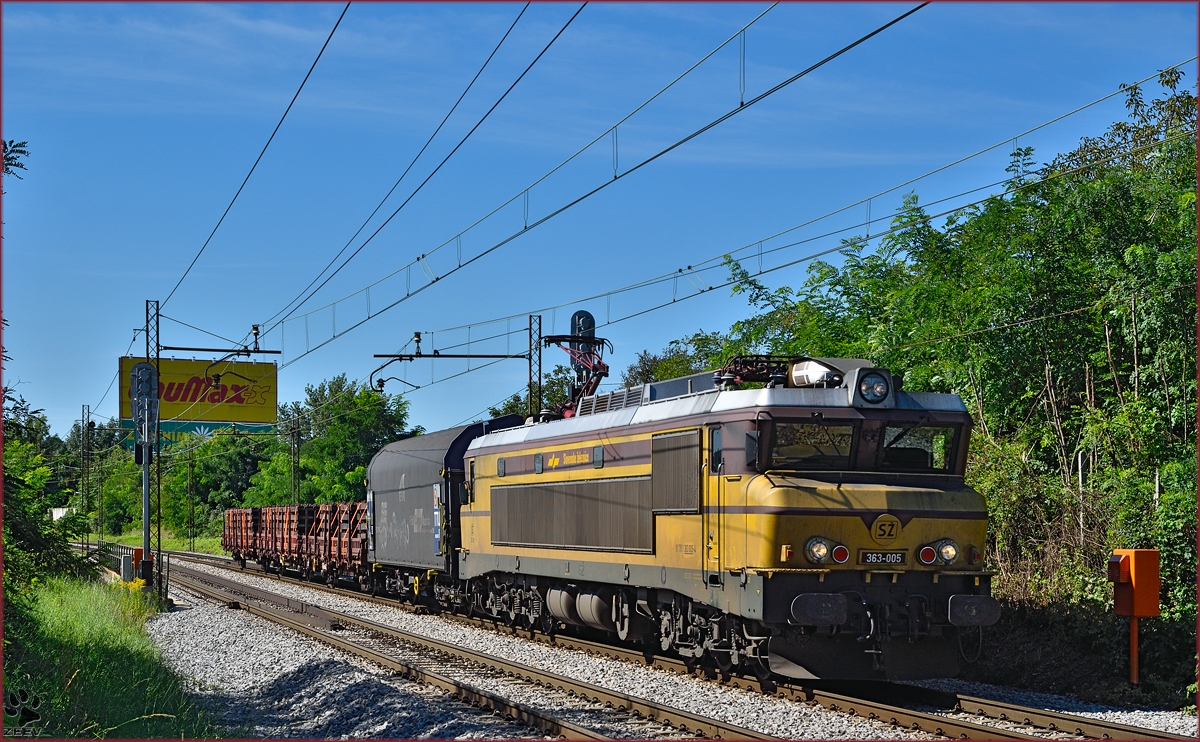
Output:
806,537,831,564
858,372,890,404
937,539,959,564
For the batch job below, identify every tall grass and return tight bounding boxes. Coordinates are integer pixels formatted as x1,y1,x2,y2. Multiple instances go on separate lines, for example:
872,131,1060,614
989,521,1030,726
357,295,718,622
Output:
109,530,226,556
3,578,216,737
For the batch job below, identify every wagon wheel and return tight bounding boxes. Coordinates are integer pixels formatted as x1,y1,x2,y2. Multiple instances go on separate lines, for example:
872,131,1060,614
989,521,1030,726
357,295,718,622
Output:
714,648,735,675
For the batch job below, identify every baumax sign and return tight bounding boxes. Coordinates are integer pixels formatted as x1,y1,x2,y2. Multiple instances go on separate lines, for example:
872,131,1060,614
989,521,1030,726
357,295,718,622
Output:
119,357,277,425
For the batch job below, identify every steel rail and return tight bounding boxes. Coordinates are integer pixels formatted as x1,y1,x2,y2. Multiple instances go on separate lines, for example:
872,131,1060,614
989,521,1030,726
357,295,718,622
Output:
328,608,776,740
950,695,1190,740
167,550,1189,741
170,570,612,740
846,683,1193,741
173,565,776,740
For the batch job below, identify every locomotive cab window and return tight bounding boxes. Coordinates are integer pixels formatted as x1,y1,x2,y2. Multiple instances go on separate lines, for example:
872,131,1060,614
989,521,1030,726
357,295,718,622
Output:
879,423,957,472
770,422,855,470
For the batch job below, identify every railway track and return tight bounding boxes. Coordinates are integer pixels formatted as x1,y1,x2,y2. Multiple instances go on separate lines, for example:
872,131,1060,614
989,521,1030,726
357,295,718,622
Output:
167,550,1190,741
170,564,774,740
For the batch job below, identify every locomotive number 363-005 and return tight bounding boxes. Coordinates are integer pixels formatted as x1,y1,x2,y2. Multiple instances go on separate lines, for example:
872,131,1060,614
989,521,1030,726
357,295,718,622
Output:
859,550,907,565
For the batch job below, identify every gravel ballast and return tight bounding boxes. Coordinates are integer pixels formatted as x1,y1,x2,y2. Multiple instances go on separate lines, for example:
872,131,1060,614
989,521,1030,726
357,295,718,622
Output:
176,562,945,739
149,588,543,738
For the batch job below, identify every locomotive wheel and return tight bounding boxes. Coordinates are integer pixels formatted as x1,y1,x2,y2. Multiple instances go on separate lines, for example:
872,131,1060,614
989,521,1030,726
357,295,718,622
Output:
751,656,774,684
714,649,735,674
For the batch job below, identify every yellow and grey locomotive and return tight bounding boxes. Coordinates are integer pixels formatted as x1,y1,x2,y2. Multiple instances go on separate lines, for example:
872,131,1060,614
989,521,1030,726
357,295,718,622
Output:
364,342,999,681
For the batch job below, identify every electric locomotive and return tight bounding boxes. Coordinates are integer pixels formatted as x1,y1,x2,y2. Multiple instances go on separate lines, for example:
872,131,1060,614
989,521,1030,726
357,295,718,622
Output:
359,335,1000,681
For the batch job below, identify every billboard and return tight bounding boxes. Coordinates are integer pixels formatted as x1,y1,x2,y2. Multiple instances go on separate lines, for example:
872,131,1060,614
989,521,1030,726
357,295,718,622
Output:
119,357,278,426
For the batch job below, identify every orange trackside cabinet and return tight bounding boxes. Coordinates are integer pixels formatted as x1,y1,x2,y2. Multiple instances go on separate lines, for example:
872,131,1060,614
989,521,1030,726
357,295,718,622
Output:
1107,549,1160,618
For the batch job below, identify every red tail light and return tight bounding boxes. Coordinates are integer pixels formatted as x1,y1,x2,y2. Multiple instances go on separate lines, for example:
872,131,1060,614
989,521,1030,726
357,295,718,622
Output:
832,545,849,564
919,546,937,565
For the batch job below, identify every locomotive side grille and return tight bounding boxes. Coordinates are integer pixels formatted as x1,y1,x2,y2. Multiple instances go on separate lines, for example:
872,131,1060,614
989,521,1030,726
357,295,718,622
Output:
652,429,700,512
492,476,652,552
575,386,644,417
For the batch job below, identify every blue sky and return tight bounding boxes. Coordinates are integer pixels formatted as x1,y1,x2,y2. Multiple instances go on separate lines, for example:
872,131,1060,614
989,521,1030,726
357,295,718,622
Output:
3,2,1196,437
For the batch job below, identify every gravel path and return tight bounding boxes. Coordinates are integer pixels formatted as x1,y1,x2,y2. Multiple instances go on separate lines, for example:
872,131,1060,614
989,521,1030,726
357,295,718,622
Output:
149,587,545,738
178,562,938,739
909,678,1197,738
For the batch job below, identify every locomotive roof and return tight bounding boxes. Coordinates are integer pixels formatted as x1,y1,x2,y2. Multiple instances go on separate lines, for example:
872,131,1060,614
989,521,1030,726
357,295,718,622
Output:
467,363,968,453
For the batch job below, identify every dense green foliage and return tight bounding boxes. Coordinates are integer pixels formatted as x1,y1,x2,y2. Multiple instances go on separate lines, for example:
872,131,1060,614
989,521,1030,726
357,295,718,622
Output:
625,74,1197,705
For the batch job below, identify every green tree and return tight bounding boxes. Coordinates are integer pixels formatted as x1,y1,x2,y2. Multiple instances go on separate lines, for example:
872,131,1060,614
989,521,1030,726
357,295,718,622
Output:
487,364,576,418
243,374,417,505
2,139,30,180
3,440,90,595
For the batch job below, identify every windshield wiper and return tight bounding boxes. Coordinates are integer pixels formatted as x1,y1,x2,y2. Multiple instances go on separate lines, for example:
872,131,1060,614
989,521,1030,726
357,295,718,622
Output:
818,425,844,456
885,419,926,449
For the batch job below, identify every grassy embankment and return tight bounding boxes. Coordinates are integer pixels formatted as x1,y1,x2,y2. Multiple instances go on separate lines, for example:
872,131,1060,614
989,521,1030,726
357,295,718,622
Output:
108,529,226,556
3,577,217,737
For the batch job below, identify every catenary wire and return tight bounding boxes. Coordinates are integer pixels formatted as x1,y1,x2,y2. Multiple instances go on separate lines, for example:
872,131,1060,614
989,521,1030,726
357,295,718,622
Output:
260,3,776,337
271,3,928,368
263,3,532,327
267,3,587,330
161,315,244,347
94,108,1192,424
274,52,1195,353
410,61,1197,346
160,2,351,310
410,126,1196,364
120,127,1196,465
583,128,1197,333
92,332,140,412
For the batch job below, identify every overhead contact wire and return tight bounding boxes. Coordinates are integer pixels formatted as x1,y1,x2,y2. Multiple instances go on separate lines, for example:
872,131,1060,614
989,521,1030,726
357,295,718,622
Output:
262,2,532,327
160,2,351,310
263,3,774,337
274,3,927,368
270,3,587,329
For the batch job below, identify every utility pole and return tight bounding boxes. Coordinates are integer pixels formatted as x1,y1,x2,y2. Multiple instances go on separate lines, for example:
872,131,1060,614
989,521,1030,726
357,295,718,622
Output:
148,300,167,598
81,404,91,549
188,446,195,553
529,315,542,418
290,425,300,506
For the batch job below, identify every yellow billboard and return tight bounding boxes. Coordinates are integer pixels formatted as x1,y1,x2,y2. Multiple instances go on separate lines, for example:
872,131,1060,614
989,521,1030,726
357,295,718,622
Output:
119,357,278,425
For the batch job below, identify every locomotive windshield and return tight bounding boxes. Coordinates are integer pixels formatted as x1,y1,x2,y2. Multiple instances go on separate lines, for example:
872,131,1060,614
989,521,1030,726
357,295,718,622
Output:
879,423,957,472
767,420,962,473
770,422,855,469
